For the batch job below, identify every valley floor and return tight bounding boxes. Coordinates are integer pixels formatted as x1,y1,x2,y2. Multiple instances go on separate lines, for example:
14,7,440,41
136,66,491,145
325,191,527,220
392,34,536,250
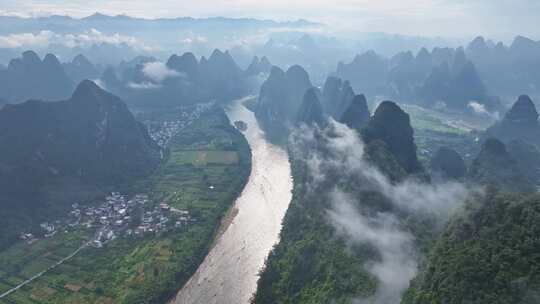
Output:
0,105,251,304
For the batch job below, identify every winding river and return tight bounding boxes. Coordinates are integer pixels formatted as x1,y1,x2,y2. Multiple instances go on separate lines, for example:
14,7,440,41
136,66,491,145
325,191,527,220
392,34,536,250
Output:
172,97,293,304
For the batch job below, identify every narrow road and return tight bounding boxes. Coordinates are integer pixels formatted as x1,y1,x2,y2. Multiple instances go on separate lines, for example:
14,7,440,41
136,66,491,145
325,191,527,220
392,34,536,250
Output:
0,241,89,299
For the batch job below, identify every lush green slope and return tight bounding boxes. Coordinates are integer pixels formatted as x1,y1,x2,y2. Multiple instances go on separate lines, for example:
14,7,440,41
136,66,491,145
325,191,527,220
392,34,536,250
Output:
403,190,540,304
254,157,376,304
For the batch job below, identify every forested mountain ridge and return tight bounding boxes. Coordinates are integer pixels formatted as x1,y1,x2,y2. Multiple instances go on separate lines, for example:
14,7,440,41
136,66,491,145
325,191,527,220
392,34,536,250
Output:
0,51,74,104
0,79,160,187
402,190,540,304
0,80,160,250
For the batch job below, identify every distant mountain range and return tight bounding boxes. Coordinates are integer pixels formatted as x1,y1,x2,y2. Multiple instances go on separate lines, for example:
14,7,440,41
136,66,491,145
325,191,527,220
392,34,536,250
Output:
335,35,540,113
467,36,540,98
0,48,269,107
0,13,319,35
0,50,74,103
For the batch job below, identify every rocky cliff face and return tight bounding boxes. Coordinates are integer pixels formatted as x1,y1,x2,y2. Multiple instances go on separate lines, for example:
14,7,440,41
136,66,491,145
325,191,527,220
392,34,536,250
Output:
255,64,313,140
296,88,326,128
362,101,423,174
339,94,370,130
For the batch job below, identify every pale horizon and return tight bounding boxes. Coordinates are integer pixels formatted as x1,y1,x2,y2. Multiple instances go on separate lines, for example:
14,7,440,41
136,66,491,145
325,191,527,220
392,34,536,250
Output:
1,0,539,41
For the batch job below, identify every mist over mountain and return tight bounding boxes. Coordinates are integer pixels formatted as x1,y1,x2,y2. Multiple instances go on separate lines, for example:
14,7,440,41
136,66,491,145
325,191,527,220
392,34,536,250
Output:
0,13,320,68
97,49,251,107
257,115,471,303
403,190,540,304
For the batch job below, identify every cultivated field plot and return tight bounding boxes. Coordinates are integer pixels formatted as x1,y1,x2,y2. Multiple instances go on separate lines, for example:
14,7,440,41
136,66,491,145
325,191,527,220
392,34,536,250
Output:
402,104,469,134
170,150,239,166
0,231,91,304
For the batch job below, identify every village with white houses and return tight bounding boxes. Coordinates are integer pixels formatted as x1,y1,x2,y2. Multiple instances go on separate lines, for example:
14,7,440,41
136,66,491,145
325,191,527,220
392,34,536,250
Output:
21,192,195,248
18,104,214,250
146,103,214,150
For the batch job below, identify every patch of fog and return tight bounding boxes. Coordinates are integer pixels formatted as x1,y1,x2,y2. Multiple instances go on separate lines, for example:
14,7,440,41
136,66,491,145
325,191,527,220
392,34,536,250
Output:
328,189,417,304
92,79,107,90
290,120,479,303
141,61,184,83
468,101,500,121
127,81,162,90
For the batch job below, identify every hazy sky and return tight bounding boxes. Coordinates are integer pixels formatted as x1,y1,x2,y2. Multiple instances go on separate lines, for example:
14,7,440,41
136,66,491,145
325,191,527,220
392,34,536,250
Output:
1,0,539,40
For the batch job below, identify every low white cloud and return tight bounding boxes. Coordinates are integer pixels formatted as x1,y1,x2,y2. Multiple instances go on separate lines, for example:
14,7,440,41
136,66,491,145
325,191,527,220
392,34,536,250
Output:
63,28,138,48
0,30,53,48
290,120,477,303
127,81,162,90
181,35,208,45
141,61,182,83
328,190,417,304
468,101,500,120
93,78,107,90
0,9,32,18
0,28,152,51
